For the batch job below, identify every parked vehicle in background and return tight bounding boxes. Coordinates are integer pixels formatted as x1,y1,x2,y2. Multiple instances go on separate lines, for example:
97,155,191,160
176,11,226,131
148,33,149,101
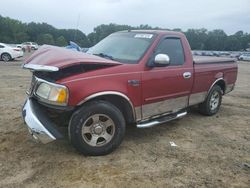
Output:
22,30,237,156
212,51,220,57
204,51,214,56
65,41,81,51
82,48,89,52
192,50,244,59
0,43,24,62
230,52,241,59
65,41,89,53
238,53,250,61
219,51,230,57
17,42,39,52
192,51,202,56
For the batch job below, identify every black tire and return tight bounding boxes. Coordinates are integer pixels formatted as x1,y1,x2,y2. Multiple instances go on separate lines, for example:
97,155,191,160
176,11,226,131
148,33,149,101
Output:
1,53,11,62
199,85,222,116
69,100,126,156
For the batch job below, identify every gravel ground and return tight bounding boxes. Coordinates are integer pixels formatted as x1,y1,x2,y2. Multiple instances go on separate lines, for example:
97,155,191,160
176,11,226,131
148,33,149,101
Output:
0,54,249,188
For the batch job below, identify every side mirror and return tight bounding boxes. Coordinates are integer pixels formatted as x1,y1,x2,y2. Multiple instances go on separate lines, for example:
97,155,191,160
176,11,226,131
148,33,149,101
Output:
154,54,170,66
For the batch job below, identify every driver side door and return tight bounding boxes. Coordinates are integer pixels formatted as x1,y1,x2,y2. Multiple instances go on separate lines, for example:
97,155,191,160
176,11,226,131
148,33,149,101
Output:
141,37,193,119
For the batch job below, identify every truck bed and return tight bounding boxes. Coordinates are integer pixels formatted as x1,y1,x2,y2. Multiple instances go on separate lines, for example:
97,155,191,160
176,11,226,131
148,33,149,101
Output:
193,56,236,64
191,55,238,104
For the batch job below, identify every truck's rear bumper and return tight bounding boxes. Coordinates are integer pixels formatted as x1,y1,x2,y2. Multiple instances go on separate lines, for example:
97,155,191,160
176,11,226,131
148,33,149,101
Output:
22,99,63,144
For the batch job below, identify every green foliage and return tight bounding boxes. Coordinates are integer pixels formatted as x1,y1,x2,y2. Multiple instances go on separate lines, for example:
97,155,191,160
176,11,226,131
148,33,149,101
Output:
204,30,227,50
0,15,250,51
224,36,241,51
0,15,29,43
15,32,29,42
0,15,89,47
185,29,208,50
87,23,134,45
55,36,67,46
37,33,54,45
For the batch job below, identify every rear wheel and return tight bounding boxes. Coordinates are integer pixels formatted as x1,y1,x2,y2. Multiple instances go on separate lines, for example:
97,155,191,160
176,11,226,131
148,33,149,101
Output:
199,85,222,116
69,100,126,156
1,53,11,62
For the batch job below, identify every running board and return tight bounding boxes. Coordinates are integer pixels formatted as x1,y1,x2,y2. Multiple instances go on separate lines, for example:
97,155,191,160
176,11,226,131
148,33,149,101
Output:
136,111,187,128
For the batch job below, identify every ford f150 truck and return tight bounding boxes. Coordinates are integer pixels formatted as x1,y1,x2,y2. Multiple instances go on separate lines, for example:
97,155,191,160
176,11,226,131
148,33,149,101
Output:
22,30,237,155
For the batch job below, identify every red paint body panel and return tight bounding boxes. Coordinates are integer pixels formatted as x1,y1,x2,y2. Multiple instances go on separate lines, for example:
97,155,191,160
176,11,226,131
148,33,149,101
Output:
62,65,142,107
141,33,194,105
24,31,238,119
24,45,122,68
192,63,238,93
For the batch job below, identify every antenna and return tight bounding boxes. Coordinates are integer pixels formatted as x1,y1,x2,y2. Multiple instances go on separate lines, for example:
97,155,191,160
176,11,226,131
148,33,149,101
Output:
74,13,80,41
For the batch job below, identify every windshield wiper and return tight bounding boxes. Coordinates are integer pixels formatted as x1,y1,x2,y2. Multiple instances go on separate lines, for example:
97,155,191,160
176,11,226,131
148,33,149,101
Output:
93,53,114,60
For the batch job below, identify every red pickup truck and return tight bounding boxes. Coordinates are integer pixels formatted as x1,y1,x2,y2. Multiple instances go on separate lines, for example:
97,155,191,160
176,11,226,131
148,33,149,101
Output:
22,30,237,155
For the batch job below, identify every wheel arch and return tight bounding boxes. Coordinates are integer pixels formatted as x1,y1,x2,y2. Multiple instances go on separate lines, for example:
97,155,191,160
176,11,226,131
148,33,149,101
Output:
1,52,12,60
77,91,136,124
208,78,226,95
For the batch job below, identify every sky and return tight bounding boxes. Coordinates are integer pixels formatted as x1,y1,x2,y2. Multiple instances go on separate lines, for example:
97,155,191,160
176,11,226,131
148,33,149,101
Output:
0,0,249,35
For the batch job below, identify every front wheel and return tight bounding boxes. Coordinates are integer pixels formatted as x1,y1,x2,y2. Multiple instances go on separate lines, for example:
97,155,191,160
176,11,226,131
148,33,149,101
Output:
199,85,222,116
1,53,11,62
69,100,126,156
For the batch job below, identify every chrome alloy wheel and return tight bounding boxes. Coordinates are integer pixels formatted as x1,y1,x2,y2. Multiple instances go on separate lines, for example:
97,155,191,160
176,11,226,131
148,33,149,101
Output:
81,114,115,147
210,91,220,110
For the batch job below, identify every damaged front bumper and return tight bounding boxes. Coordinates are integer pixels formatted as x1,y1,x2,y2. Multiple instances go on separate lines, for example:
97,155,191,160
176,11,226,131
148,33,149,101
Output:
22,99,63,144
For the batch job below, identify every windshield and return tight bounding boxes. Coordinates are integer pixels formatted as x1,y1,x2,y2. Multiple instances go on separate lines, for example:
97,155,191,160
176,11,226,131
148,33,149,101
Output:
87,32,155,64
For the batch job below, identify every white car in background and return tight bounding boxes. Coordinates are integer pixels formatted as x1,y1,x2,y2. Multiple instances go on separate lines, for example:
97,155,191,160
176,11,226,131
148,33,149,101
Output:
238,54,250,61
0,43,24,62
17,42,39,51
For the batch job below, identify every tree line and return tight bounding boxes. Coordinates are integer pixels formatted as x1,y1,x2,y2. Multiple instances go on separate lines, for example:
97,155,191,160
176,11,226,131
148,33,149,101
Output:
0,15,250,51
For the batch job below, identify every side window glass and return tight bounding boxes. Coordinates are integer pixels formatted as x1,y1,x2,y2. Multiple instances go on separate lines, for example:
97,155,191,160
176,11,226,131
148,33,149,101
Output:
155,38,185,65
0,45,4,48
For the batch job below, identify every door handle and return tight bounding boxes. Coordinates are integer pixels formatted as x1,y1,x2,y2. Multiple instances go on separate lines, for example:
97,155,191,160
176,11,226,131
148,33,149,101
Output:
183,72,192,79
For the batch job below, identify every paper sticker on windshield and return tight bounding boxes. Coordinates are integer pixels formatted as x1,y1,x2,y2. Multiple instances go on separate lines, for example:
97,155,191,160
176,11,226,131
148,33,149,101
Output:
134,34,153,39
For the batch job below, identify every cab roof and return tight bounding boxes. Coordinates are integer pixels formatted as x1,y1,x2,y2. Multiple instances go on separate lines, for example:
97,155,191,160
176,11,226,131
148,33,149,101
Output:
118,30,184,36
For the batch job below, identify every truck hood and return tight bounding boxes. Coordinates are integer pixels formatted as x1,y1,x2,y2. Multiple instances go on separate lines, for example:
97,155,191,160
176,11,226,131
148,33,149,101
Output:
22,45,122,72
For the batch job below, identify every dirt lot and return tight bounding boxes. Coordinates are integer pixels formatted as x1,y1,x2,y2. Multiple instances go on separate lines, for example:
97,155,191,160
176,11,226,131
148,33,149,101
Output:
0,54,249,188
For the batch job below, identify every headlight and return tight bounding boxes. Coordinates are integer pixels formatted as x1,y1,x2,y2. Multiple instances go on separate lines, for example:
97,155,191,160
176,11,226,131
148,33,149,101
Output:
35,82,68,106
